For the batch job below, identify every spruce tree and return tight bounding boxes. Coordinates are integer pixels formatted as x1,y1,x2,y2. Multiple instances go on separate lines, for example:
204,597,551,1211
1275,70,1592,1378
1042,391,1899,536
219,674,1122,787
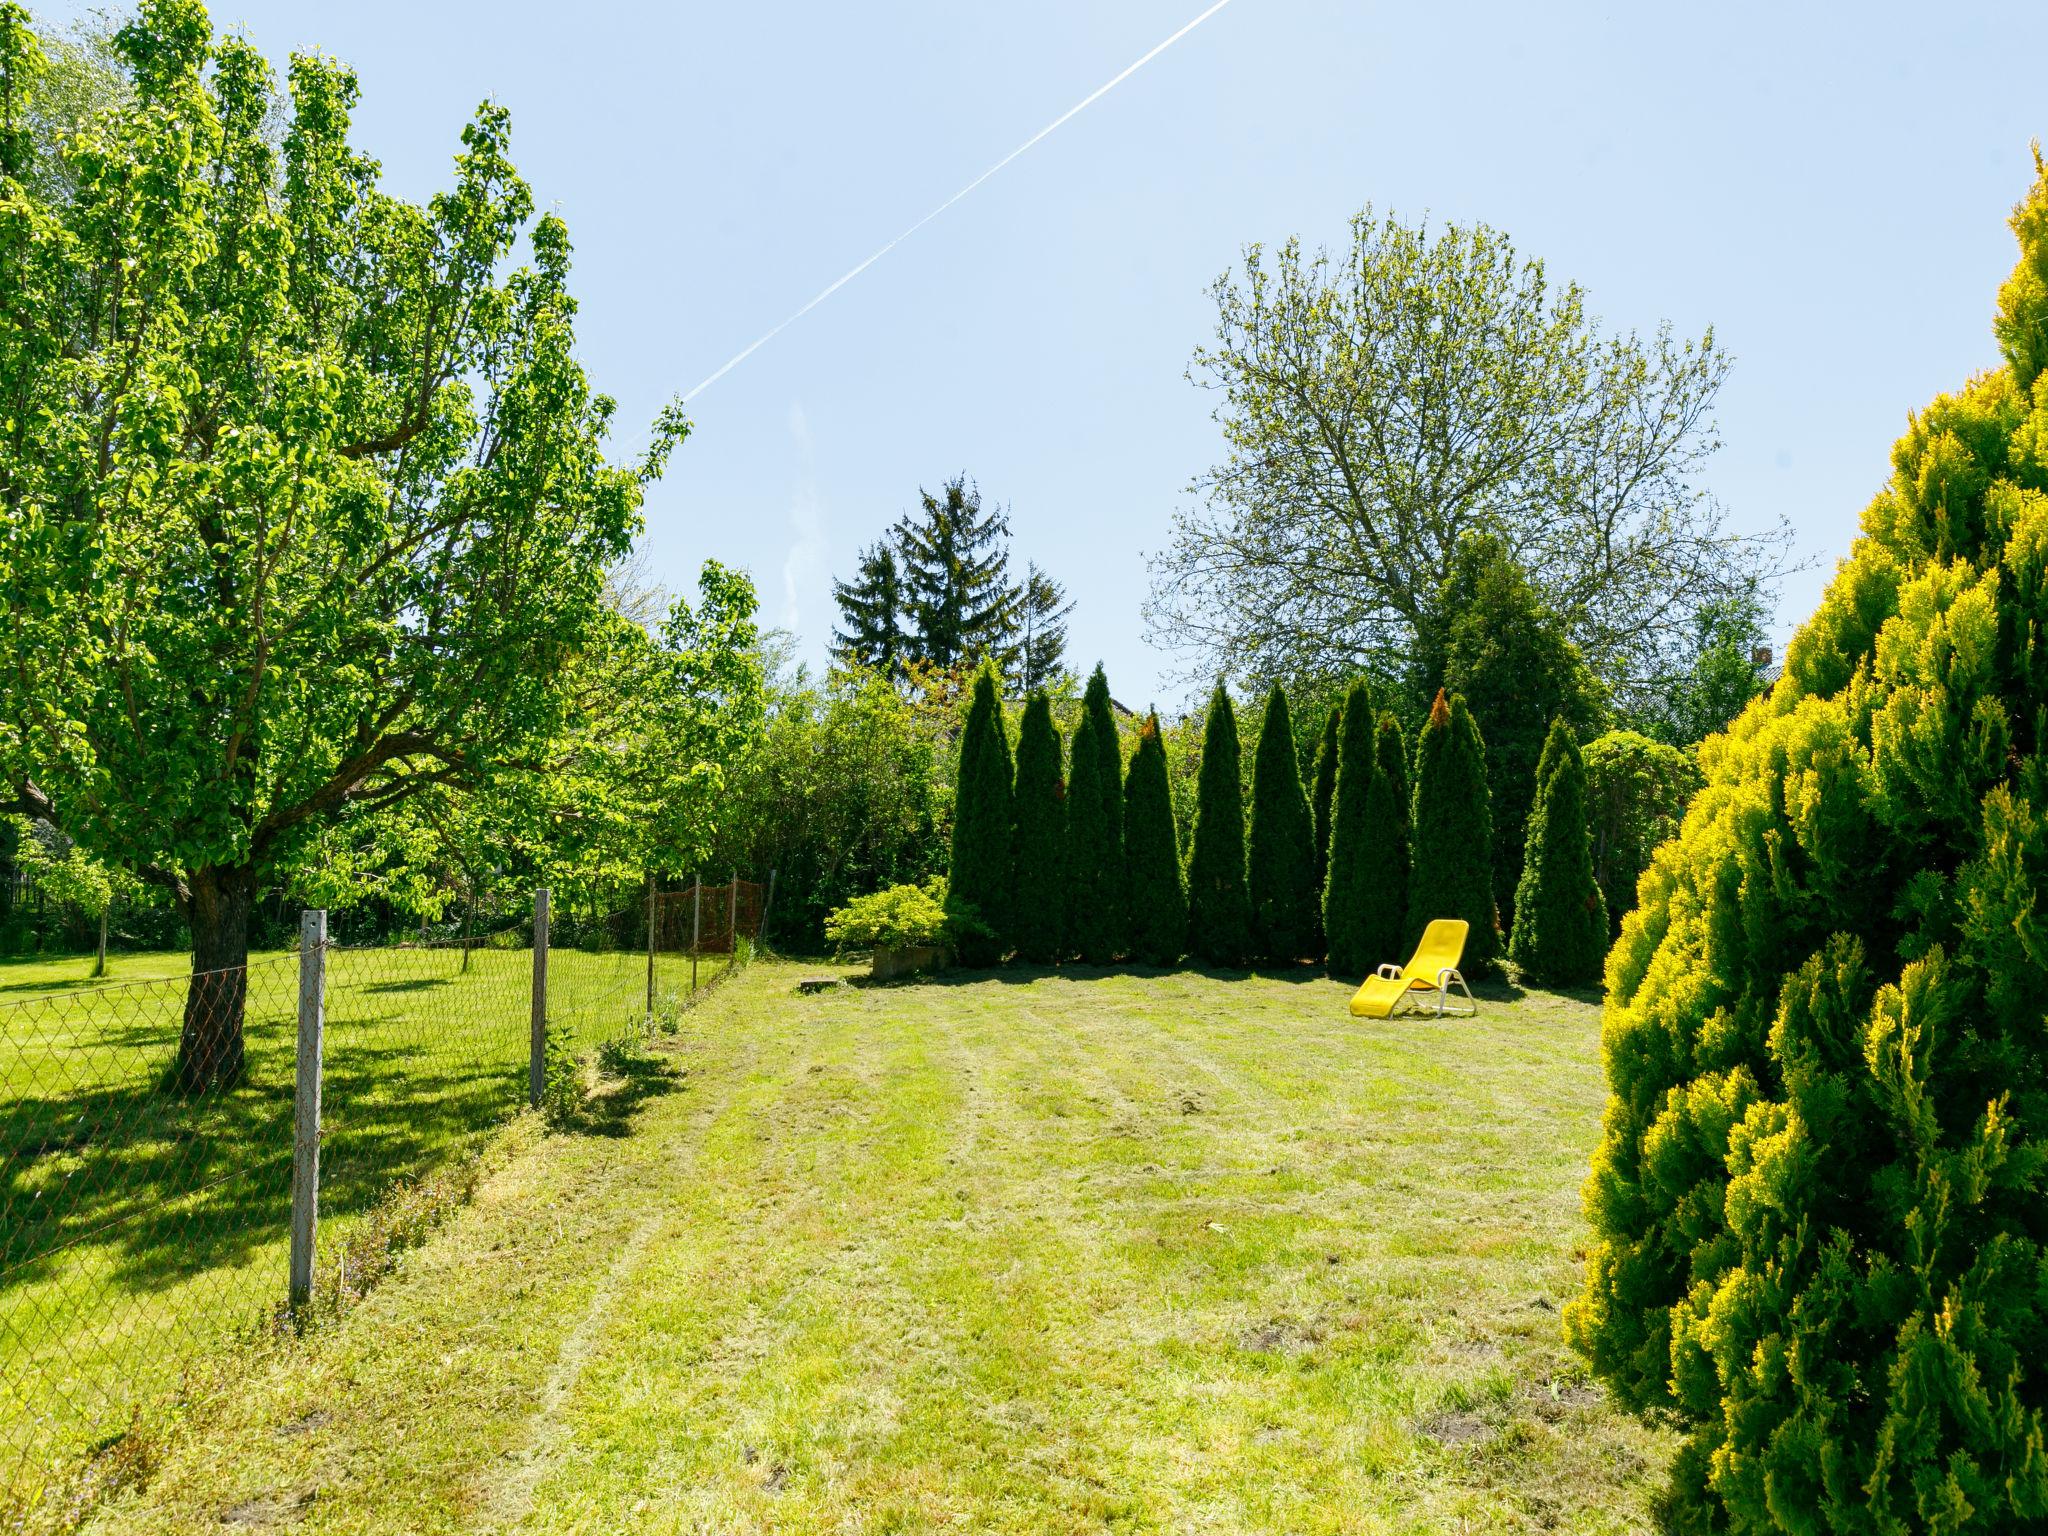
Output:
1406,690,1499,975
1122,713,1187,966
946,664,1013,965
1248,685,1318,962
1321,681,1377,975
1309,705,1341,905
1355,712,1410,969
1185,683,1252,966
1506,719,1606,985
1568,161,2048,1531
895,476,1022,670
1065,665,1126,963
1009,694,1067,964
830,539,907,678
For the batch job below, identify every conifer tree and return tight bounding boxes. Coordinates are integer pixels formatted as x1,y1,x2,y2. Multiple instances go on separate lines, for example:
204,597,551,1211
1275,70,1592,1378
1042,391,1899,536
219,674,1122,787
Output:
1567,160,2048,1531
830,540,907,678
895,475,1022,670
1009,694,1066,964
1309,705,1341,905
1248,685,1318,961
1122,713,1187,966
1356,712,1410,968
1321,681,1377,974
1406,690,1499,974
1507,719,1606,985
946,664,1013,964
1185,684,1252,966
1065,665,1126,963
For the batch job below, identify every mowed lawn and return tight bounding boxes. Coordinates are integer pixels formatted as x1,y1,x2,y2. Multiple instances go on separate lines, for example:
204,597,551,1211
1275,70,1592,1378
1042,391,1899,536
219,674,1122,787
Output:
79,958,1671,1535
0,942,669,1483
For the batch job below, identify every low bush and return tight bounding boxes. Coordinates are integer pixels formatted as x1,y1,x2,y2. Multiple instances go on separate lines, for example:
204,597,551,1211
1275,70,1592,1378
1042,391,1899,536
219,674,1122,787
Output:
823,878,954,956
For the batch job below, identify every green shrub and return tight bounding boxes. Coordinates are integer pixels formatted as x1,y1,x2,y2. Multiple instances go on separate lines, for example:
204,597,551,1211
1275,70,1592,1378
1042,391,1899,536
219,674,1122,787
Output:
1010,694,1067,963
1506,719,1605,985
1321,681,1377,975
1065,666,1126,963
947,663,1013,965
1406,690,1499,975
539,1026,581,1129
1309,705,1342,936
1566,159,2048,1531
1248,685,1318,962
1186,684,1252,966
1357,712,1410,968
1122,712,1187,966
1580,728,1699,933
823,878,953,954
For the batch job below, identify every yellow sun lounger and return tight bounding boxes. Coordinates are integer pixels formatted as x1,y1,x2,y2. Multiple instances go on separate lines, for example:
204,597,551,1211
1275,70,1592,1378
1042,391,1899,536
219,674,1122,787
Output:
1348,919,1476,1019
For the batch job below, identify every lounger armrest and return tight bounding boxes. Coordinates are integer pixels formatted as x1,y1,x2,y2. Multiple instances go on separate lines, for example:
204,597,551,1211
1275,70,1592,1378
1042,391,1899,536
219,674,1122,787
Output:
1376,963,1403,980
1438,967,1464,988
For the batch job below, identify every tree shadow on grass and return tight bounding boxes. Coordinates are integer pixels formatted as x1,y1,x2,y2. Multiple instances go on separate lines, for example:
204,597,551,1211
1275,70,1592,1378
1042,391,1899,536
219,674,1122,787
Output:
561,1047,685,1140
910,959,1353,988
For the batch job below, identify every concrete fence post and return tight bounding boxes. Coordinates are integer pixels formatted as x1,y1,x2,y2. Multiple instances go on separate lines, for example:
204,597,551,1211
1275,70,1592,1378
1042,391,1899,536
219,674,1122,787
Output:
530,888,550,1109
289,909,327,1315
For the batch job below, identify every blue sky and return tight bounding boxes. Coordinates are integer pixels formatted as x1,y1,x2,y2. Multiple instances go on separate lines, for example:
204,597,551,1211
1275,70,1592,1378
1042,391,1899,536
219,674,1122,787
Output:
47,0,2048,707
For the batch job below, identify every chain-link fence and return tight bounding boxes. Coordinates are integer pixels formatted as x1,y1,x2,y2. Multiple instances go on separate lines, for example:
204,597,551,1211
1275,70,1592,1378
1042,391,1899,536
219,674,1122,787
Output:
0,885,763,1513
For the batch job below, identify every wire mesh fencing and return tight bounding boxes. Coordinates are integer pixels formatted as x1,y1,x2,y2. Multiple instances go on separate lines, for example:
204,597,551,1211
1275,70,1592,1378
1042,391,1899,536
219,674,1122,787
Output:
0,882,765,1513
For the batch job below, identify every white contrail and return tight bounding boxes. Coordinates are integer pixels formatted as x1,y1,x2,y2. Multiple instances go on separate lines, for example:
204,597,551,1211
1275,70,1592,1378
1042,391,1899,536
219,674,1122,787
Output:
682,0,1237,401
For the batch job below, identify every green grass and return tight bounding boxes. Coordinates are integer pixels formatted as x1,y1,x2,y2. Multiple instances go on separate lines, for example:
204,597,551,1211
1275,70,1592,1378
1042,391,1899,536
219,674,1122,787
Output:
0,941,699,1486
76,960,1671,1533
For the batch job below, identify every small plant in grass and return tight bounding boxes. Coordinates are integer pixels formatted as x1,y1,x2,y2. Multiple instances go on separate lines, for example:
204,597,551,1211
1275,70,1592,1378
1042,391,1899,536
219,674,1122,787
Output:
540,1026,582,1128
824,878,954,955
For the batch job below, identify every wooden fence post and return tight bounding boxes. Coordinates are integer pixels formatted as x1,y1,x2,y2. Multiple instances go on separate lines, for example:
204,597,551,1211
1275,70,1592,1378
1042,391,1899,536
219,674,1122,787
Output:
289,909,327,1315
691,875,701,993
727,871,738,974
645,875,657,1025
530,888,550,1109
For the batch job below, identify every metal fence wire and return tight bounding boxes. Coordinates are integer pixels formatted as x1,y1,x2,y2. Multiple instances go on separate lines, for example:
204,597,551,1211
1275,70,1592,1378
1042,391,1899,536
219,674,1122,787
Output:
0,884,764,1512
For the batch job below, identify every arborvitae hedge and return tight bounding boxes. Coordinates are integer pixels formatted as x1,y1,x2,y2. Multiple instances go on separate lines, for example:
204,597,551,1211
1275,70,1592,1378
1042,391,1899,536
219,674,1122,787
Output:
1248,685,1319,962
1506,718,1605,985
1122,712,1187,966
1321,680,1377,975
947,663,1013,965
1009,693,1066,964
1186,683,1252,966
1406,690,1498,975
1566,161,2048,1531
1356,712,1410,968
1064,665,1125,963
1310,705,1341,901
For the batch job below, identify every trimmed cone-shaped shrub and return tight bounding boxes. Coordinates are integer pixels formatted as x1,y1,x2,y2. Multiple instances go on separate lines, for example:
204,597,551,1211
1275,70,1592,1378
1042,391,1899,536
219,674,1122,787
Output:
1009,693,1066,964
1310,705,1342,902
1122,712,1187,965
1321,680,1378,975
947,663,1013,965
1248,685,1319,962
1566,162,2048,1532
1406,690,1499,975
1065,665,1126,963
1506,718,1605,985
1186,683,1252,966
1356,712,1410,968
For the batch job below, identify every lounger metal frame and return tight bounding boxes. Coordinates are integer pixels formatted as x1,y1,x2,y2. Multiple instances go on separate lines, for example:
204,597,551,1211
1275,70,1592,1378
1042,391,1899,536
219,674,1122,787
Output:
1372,962,1477,1018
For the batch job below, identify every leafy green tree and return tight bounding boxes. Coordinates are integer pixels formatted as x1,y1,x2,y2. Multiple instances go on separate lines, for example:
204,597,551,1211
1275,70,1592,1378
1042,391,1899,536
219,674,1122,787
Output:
1122,713,1186,966
1567,157,2048,1531
895,476,1023,671
830,541,908,680
0,2,677,1087
1646,591,1770,747
1321,682,1377,974
1009,694,1066,964
1506,720,1606,985
1185,684,1251,966
1580,729,1699,933
1247,685,1318,961
1064,665,1125,963
1423,534,1606,929
1356,713,1410,970
946,665,1013,964
1309,705,1342,907
1406,691,1499,975
1147,204,1783,714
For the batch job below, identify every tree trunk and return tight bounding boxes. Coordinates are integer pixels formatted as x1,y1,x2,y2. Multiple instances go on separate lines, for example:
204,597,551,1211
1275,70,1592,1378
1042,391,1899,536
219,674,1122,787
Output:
177,865,256,1092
